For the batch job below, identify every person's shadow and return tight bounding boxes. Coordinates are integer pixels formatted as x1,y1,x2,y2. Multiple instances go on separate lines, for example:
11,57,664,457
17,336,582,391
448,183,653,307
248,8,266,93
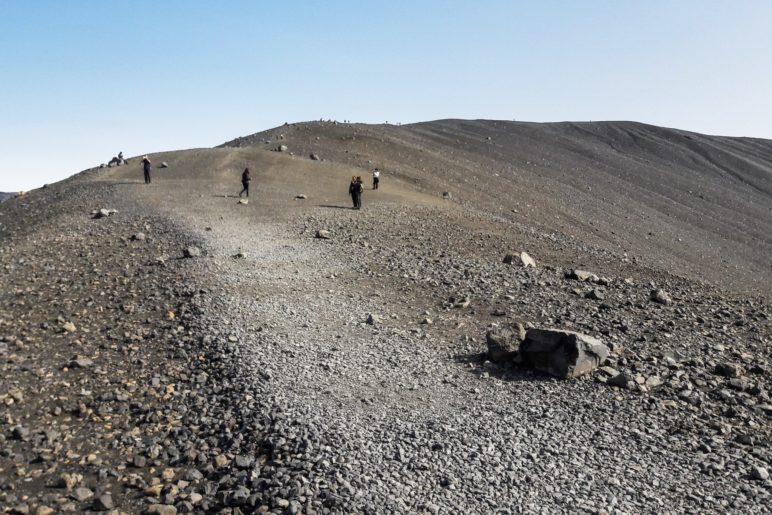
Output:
316,204,353,210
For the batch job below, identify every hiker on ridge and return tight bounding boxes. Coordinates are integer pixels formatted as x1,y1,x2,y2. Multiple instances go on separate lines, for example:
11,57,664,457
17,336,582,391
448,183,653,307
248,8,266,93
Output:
239,168,251,197
141,155,152,184
372,168,380,190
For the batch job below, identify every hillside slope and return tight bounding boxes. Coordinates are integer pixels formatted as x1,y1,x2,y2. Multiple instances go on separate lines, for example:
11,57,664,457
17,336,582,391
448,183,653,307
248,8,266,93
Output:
1,120,770,514
223,120,772,296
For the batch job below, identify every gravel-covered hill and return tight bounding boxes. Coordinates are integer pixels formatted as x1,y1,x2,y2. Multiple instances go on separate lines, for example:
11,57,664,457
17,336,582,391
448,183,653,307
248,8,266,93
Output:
223,120,772,297
0,192,16,203
1,120,770,514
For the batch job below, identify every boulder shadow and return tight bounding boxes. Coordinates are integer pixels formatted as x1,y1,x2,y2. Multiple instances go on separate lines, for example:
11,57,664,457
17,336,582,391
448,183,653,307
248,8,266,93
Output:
453,351,553,383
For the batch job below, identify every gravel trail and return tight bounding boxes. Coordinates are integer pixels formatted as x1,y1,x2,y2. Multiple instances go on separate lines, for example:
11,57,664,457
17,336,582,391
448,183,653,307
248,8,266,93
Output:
151,186,770,514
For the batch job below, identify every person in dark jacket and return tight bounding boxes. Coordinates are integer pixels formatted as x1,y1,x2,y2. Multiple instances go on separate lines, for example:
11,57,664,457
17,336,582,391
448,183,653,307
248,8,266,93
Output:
239,168,251,197
141,155,152,184
348,176,363,209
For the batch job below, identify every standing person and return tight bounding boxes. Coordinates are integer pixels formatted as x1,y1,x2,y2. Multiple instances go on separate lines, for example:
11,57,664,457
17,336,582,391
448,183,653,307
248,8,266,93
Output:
239,168,251,197
141,155,152,184
355,176,364,209
372,168,380,190
349,176,362,210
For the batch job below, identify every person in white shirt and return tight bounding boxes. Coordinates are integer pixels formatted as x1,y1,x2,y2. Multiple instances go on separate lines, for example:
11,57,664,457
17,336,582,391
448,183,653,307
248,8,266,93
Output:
372,168,381,190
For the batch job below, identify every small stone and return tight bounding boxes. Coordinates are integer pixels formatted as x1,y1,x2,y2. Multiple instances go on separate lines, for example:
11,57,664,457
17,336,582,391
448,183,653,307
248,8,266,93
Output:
598,366,620,377
650,289,672,305
214,454,229,468
366,313,381,325
729,377,750,390
316,229,332,239
144,505,178,515
278,145,288,152
751,466,769,480
607,372,632,389
159,162,169,168
69,357,94,368
183,246,201,258
36,507,55,515
131,232,146,241
233,455,252,469
566,269,599,283
645,375,663,389
184,469,203,481
63,321,77,333
56,473,83,489
310,153,320,161
238,198,249,205
503,251,536,268
295,194,308,199
585,289,604,301
161,468,175,480
93,493,114,510
70,487,93,502
11,425,30,441
715,362,742,378
7,387,23,403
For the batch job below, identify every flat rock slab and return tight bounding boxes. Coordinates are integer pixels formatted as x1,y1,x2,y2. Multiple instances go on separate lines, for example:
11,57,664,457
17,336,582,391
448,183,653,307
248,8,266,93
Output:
520,328,609,379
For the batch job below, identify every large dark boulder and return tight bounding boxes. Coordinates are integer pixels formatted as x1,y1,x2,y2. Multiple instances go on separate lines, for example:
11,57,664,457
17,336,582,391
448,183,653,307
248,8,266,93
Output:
519,328,609,379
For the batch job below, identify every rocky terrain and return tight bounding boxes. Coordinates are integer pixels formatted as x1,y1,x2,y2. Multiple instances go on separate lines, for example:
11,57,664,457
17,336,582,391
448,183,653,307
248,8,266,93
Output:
0,193,17,203
1,120,770,514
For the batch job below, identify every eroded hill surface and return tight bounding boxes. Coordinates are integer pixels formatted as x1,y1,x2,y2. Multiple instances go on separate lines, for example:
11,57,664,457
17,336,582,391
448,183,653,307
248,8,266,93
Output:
0,120,770,514
224,120,772,297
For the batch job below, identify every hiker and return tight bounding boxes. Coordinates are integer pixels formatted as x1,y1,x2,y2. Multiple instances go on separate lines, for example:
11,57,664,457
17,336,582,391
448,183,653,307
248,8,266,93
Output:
239,168,251,197
118,151,123,161
141,155,152,184
349,176,363,209
372,168,381,190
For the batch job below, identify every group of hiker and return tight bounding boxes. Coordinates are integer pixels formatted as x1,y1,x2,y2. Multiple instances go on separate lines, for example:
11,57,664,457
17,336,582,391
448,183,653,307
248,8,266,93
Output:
139,156,382,209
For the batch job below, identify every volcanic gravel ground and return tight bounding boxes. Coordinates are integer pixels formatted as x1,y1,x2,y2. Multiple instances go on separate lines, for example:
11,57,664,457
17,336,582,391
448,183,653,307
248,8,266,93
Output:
0,118,770,514
151,187,770,514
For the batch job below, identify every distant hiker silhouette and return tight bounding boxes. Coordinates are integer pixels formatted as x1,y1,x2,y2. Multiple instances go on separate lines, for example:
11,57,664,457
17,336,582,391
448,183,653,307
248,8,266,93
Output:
239,168,251,197
349,176,363,209
372,168,380,190
141,155,152,184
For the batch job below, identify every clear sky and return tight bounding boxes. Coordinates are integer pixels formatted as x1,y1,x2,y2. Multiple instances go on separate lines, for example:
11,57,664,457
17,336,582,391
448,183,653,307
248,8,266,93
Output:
1,0,771,191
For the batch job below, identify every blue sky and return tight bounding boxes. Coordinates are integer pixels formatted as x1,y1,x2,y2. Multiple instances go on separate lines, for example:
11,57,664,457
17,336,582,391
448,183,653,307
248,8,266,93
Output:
1,0,771,191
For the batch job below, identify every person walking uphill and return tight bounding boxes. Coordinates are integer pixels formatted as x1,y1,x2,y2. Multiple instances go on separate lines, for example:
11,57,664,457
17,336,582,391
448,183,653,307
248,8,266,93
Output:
239,168,251,197
349,176,363,210
141,155,152,184
372,168,380,190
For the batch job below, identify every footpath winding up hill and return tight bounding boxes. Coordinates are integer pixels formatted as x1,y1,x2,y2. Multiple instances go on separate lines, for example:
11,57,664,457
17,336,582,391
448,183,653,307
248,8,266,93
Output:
1,120,770,514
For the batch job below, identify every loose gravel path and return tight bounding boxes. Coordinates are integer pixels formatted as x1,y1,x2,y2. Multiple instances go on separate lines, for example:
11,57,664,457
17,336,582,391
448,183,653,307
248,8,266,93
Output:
151,182,770,514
